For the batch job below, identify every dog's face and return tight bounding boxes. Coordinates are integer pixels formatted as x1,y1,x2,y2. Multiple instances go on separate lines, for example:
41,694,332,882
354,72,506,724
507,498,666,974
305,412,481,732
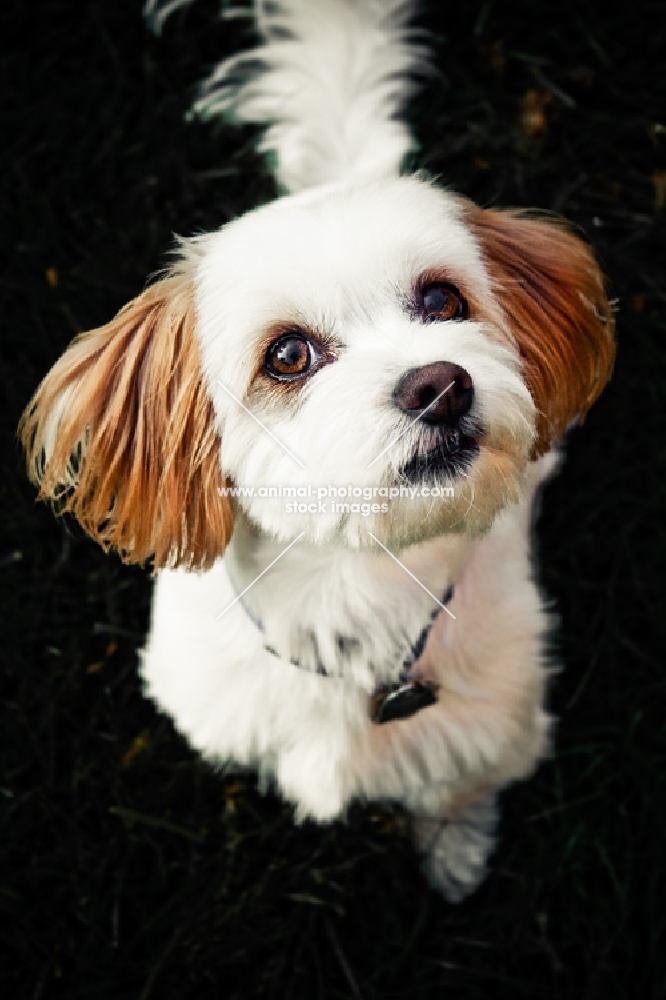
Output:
197,178,535,549
20,176,614,566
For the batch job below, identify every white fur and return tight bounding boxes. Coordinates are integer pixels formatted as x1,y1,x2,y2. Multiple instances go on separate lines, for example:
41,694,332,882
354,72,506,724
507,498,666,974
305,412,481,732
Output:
137,0,562,899
184,0,430,193
143,459,555,820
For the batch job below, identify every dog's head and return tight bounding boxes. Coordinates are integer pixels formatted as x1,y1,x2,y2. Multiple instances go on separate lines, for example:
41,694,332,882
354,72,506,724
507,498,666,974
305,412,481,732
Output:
20,177,614,565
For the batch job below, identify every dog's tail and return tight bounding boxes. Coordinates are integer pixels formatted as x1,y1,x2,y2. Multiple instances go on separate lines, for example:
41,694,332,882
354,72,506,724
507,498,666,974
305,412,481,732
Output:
145,0,431,194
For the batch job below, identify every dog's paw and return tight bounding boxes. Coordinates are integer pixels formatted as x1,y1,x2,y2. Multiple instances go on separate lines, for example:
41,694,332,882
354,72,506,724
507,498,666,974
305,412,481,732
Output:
415,794,499,903
276,746,347,823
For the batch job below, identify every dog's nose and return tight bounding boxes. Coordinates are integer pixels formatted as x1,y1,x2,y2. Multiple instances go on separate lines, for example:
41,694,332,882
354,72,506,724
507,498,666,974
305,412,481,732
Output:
393,362,473,426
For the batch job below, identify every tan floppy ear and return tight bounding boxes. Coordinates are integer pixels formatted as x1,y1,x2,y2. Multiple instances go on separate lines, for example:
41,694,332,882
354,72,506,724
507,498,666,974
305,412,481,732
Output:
19,269,233,570
467,205,616,456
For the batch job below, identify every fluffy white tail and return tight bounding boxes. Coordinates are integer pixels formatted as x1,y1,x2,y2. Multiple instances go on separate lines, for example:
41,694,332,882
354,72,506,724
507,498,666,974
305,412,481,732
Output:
145,0,431,194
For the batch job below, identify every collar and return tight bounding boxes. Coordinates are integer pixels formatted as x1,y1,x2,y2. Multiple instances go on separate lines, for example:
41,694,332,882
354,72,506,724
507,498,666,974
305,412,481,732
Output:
237,581,454,724
371,584,452,724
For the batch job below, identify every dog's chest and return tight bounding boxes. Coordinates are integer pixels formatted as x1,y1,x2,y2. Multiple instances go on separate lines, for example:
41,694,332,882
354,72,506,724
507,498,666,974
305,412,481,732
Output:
225,530,462,690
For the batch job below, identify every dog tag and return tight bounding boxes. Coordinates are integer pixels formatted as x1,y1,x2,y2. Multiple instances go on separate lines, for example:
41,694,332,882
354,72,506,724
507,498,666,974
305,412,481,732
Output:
371,682,437,724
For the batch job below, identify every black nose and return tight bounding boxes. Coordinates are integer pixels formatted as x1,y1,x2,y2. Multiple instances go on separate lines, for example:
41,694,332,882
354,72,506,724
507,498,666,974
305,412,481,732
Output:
393,362,474,426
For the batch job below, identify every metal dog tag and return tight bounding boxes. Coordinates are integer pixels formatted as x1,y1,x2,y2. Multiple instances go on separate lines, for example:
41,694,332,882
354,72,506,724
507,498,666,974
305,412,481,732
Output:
371,682,438,724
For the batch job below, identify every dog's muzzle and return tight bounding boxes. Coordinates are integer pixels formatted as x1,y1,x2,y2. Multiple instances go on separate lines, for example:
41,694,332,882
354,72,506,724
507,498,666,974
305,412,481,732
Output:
394,362,479,479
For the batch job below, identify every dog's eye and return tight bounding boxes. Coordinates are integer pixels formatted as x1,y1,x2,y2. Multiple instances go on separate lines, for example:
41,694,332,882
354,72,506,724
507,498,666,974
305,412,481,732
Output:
265,334,315,379
419,282,467,322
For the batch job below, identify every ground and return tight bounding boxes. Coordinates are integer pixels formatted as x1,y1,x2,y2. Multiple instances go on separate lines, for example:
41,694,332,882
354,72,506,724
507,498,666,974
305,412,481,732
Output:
1,0,665,997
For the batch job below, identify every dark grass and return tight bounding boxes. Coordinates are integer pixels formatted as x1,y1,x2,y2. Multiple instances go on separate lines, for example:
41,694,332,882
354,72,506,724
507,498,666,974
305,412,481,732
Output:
1,0,665,996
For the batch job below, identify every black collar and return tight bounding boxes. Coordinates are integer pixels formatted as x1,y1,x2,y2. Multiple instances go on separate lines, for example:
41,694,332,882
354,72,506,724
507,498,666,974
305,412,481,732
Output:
238,584,454,724
371,584,452,724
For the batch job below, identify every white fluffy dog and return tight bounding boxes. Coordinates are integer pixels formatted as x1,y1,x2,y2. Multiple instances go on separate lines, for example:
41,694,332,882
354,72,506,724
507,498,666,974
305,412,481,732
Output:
20,0,615,900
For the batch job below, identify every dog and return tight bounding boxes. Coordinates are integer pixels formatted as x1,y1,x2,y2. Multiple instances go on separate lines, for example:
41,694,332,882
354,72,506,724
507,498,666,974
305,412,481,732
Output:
19,0,615,901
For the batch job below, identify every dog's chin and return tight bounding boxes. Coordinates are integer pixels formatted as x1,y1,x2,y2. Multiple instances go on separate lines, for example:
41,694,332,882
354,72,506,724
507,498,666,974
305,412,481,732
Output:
240,451,524,555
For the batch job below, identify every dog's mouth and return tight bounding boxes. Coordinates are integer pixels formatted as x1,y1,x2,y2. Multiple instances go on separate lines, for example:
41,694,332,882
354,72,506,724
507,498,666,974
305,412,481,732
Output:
400,428,480,481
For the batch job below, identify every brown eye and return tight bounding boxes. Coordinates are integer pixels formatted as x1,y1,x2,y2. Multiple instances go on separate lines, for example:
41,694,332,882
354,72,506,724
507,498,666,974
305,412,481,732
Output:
265,333,315,380
420,282,467,322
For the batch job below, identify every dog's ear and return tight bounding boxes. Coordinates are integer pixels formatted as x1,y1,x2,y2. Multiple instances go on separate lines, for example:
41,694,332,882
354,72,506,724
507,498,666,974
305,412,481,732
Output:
467,206,615,456
19,269,233,570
